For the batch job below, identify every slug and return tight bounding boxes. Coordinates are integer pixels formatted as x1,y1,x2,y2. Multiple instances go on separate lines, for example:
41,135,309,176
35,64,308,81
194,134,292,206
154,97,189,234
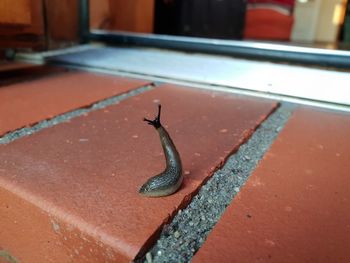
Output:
139,105,183,197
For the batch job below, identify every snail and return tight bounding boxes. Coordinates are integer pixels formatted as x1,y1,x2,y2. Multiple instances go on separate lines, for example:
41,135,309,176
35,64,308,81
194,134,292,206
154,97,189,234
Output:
139,105,183,197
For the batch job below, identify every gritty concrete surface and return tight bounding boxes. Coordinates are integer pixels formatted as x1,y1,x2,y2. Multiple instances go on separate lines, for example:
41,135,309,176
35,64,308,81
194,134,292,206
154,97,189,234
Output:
0,84,153,144
142,103,295,263
0,250,20,263
0,84,276,262
192,107,350,263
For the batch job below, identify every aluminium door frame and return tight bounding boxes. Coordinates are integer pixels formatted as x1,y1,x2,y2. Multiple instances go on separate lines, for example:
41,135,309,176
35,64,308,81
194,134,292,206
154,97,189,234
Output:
79,0,350,68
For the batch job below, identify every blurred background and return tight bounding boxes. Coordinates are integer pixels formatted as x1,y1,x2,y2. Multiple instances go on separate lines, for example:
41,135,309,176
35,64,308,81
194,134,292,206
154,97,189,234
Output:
0,0,349,54
89,0,350,48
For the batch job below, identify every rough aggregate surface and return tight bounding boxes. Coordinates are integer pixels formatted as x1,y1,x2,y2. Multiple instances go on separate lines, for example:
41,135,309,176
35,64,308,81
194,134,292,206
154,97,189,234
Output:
142,103,295,263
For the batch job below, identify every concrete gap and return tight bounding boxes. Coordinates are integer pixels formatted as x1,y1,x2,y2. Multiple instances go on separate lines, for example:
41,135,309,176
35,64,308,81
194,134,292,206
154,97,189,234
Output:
139,102,296,263
0,250,20,263
0,84,155,144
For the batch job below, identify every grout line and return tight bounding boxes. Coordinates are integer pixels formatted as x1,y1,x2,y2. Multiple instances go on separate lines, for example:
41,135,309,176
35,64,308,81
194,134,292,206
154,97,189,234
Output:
0,84,154,144
139,103,295,263
0,250,20,263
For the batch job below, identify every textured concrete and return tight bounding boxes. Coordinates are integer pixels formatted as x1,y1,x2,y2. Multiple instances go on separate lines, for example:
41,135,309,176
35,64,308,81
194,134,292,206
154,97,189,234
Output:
0,84,276,262
193,108,350,263
0,71,150,136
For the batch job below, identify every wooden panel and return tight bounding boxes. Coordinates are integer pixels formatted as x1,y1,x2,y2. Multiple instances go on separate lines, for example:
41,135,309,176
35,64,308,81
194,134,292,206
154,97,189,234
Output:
0,0,45,49
108,0,154,33
134,0,155,33
0,50,5,60
90,0,111,29
44,0,80,49
45,0,79,41
0,0,31,25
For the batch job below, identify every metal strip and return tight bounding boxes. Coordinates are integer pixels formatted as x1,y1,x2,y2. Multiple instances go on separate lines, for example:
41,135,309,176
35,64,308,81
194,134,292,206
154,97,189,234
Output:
88,30,350,69
50,61,350,113
79,0,90,44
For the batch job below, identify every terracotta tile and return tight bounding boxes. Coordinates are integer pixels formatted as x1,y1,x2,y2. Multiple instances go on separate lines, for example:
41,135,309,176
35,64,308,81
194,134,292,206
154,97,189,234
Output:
0,84,276,262
193,108,350,263
0,62,36,72
0,186,119,263
0,65,66,87
0,72,150,136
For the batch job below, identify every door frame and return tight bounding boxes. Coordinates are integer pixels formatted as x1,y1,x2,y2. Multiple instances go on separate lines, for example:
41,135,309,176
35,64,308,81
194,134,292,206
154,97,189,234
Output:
79,0,350,68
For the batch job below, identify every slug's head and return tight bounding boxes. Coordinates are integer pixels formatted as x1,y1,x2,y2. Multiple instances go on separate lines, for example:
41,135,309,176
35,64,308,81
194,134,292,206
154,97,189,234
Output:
139,177,180,198
139,182,152,195
144,104,162,129
139,178,164,197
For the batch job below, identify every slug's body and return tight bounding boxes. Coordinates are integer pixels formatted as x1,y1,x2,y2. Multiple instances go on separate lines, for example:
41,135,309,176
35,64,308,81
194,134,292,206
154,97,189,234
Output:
139,105,183,197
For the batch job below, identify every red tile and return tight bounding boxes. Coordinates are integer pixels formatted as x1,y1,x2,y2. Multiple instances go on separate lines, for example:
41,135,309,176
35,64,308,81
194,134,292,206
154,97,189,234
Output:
193,108,350,263
0,72,149,136
0,186,117,263
0,84,276,262
0,62,36,72
0,65,66,87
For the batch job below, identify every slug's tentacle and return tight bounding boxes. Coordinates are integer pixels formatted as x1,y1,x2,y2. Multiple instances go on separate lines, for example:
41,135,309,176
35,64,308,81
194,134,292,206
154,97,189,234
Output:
139,105,183,197
143,104,161,128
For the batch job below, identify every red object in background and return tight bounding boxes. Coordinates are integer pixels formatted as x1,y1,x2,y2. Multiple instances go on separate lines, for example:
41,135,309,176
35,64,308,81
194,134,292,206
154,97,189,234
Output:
244,7,294,41
248,0,295,9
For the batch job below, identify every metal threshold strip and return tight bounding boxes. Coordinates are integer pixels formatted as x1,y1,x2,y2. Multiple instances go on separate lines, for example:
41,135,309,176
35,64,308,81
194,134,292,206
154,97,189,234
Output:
61,64,350,113
35,45,350,112
89,30,350,69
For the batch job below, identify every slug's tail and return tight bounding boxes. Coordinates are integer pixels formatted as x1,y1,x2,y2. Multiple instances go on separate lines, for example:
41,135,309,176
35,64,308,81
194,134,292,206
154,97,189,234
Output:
144,104,162,128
